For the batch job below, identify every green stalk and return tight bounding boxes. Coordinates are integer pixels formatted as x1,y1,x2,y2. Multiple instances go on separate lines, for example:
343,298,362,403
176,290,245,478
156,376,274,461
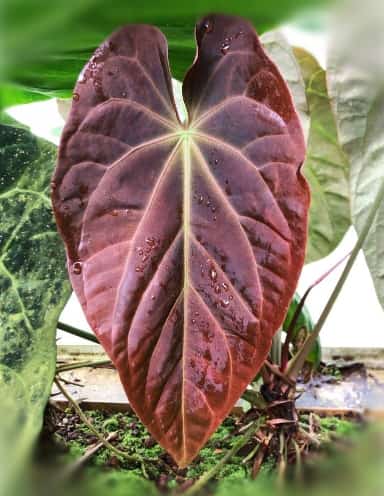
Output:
54,377,144,463
57,321,99,344
270,329,282,366
280,250,351,371
287,177,384,380
183,417,264,496
56,359,112,373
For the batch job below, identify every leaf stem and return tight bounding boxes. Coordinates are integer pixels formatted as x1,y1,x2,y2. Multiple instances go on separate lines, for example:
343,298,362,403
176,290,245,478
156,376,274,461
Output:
61,432,118,479
57,321,99,343
270,329,282,366
54,377,145,464
56,359,112,373
286,176,384,380
183,416,264,496
280,249,352,371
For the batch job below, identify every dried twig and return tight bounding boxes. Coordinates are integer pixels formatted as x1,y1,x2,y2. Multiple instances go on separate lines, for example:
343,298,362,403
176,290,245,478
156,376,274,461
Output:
56,359,112,373
62,432,118,479
56,376,85,387
54,377,150,466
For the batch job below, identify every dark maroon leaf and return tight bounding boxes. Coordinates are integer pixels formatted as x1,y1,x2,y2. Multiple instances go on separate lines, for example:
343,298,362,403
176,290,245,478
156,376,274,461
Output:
52,14,309,467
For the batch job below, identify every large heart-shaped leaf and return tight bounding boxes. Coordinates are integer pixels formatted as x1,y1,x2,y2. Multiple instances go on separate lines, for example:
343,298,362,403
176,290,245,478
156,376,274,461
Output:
327,0,384,308
52,14,309,466
0,124,71,489
294,47,350,262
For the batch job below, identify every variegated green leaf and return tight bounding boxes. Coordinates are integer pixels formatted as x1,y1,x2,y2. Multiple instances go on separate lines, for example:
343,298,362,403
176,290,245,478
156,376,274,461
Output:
0,123,71,488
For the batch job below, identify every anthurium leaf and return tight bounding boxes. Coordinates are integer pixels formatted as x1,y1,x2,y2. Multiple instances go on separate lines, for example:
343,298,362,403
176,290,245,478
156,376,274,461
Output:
3,0,330,109
294,47,350,262
0,124,71,484
52,15,310,467
283,292,321,368
327,0,384,308
261,31,309,141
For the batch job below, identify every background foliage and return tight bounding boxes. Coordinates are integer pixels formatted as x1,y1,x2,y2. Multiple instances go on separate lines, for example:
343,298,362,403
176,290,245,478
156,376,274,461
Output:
0,123,71,489
1,0,332,107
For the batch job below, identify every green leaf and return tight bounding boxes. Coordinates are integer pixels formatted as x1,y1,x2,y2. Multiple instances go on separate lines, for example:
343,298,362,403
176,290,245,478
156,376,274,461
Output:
0,83,51,109
327,0,384,308
0,124,71,488
261,31,309,141
2,0,332,108
294,47,350,262
283,292,321,368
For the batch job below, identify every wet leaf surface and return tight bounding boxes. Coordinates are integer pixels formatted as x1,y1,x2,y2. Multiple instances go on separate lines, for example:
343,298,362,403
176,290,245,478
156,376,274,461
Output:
52,15,309,466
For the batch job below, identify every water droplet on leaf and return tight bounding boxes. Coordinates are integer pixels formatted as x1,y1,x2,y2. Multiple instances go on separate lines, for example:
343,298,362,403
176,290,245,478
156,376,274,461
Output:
221,42,230,55
209,267,217,281
203,19,214,33
72,261,82,275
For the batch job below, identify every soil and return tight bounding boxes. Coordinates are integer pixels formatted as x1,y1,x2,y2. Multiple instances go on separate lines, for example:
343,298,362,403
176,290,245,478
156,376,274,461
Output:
33,357,380,495
37,402,362,495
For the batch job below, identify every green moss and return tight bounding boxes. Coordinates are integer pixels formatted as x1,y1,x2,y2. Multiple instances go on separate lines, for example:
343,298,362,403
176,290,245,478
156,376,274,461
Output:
102,417,119,432
319,416,358,437
43,407,360,496
67,442,85,460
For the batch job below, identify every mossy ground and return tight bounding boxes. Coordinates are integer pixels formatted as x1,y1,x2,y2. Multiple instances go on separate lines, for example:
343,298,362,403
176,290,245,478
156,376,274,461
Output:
38,405,361,494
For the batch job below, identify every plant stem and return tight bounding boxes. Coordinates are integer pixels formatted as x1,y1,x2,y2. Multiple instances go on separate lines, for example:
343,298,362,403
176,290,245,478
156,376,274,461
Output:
271,329,282,366
56,359,112,373
57,321,99,344
54,377,144,464
292,438,302,483
183,417,264,496
241,442,261,465
277,432,287,487
281,250,352,371
62,432,118,479
287,177,384,381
